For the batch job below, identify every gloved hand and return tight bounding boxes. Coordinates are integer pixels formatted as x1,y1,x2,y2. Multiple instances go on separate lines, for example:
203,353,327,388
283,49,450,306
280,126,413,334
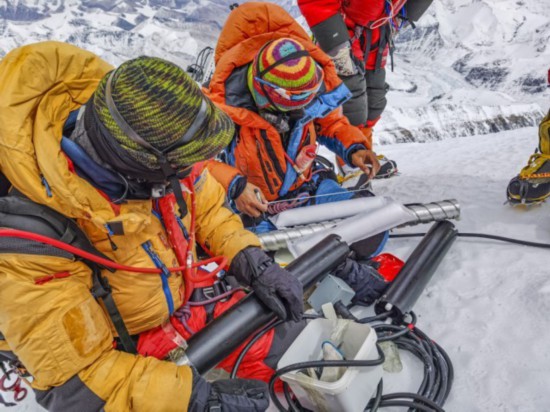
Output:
328,42,358,77
189,368,269,412
332,258,389,305
229,247,304,321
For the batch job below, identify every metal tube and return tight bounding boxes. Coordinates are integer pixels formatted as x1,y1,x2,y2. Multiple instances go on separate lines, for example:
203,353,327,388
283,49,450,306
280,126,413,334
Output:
290,200,414,256
375,220,458,318
180,234,350,373
403,199,460,226
259,199,460,251
259,220,340,251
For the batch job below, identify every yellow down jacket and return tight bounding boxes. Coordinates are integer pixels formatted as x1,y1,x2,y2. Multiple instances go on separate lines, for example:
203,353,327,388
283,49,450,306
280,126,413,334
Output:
0,42,260,411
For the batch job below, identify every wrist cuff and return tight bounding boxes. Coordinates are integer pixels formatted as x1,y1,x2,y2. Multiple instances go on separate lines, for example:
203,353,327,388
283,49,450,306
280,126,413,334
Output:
311,14,351,53
345,144,367,166
228,175,247,200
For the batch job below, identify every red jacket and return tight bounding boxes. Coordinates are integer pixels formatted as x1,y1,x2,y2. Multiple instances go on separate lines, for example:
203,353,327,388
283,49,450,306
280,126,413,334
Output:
299,0,402,70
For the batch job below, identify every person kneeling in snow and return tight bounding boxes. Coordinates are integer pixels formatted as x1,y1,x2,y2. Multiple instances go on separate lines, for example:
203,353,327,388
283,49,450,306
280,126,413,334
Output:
0,42,306,411
206,3,392,306
507,109,550,205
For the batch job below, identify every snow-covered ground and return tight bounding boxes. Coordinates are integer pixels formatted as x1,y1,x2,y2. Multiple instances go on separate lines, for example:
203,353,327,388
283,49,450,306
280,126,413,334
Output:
3,126,549,411
372,126,550,411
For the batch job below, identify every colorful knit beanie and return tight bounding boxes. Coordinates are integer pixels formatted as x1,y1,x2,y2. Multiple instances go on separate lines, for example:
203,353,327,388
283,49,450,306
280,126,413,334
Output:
248,38,324,112
93,56,234,171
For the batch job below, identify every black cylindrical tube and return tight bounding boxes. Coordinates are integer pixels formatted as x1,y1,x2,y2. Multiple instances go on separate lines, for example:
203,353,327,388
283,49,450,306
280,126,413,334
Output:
185,234,350,373
375,220,457,317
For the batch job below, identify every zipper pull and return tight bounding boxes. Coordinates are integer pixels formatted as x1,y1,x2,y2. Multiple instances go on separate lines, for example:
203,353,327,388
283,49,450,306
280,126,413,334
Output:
104,224,118,251
143,241,171,277
106,234,118,251
41,175,52,197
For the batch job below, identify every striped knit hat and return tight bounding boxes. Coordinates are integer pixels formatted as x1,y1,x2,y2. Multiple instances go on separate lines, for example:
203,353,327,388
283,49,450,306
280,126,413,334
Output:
248,38,323,112
93,56,234,171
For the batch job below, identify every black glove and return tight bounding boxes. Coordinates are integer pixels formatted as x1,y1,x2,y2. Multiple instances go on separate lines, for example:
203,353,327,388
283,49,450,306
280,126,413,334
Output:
189,369,269,412
333,258,389,305
229,247,304,322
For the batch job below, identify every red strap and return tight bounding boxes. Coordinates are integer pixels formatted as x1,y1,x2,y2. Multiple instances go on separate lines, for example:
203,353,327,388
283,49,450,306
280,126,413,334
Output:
35,271,72,285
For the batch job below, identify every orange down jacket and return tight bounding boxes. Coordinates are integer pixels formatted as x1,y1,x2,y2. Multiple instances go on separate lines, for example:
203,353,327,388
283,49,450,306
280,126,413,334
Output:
205,2,370,201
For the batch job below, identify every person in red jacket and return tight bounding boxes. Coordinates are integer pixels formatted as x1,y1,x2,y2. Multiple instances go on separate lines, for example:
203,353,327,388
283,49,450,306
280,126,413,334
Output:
298,0,433,182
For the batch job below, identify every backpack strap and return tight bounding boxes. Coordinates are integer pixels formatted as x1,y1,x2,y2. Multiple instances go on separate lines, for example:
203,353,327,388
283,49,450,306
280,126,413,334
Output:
90,267,137,354
0,194,136,353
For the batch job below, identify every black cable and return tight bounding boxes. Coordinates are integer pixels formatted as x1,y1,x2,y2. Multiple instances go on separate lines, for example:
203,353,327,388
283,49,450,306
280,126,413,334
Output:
373,324,411,342
369,313,452,410
358,311,393,324
459,232,550,248
373,400,440,412
282,382,300,412
369,379,383,412
187,47,214,82
230,314,321,379
378,393,445,411
229,295,450,412
415,327,454,403
390,231,550,249
334,300,358,320
269,345,385,412
229,318,283,378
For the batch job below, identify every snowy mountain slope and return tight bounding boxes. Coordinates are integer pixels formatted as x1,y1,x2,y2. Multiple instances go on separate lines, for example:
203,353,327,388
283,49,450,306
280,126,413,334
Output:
3,126,549,411
2,1,548,144
0,0,297,66
376,0,550,143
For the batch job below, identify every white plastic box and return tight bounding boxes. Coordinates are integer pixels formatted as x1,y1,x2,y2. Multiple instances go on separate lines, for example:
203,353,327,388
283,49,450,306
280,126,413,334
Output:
278,318,382,412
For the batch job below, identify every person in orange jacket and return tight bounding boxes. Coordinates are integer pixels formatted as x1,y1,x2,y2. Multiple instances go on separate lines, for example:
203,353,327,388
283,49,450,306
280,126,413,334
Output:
206,2,381,224
0,42,304,411
206,3,393,304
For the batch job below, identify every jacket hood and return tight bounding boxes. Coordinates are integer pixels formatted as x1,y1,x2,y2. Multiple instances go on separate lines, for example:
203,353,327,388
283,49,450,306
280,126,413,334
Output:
0,42,152,233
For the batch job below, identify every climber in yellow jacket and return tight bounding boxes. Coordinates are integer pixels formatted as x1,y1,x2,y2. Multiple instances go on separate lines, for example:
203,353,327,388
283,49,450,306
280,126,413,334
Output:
0,42,304,411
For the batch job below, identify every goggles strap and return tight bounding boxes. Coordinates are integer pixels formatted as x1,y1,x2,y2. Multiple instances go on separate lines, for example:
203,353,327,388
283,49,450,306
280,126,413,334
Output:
258,50,311,78
162,99,208,153
256,44,283,111
158,156,189,218
106,71,208,156
105,71,163,156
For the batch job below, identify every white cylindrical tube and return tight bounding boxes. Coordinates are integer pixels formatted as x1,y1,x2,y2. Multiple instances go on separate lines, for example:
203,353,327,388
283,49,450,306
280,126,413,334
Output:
269,196,391,228
288,201,416,257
